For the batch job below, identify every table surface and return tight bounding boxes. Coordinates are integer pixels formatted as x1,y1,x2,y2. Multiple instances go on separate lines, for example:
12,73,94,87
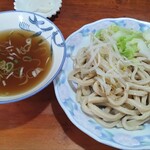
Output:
0,0,150,150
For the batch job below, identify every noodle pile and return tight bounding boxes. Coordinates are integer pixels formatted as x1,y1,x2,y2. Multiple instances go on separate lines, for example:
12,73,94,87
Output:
68,30,150,130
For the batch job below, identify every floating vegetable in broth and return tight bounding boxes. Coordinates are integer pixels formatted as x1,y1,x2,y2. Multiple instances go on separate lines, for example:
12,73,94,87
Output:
0,29,52,96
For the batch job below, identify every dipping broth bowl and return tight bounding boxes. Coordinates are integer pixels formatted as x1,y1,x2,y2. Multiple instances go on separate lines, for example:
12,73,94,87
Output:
0,11,66,104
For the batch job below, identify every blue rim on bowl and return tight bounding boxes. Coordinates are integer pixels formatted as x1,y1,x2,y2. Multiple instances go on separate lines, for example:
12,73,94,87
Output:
0,10,66,104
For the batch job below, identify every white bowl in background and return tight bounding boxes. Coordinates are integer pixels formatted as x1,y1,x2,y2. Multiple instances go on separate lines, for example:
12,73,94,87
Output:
14,0,62,18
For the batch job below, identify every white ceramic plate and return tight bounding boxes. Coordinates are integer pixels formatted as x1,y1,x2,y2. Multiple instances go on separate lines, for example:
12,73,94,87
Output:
53,18,150,149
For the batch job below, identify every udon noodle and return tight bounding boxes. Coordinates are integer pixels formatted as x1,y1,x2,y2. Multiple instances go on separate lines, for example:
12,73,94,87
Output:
68,28,150,130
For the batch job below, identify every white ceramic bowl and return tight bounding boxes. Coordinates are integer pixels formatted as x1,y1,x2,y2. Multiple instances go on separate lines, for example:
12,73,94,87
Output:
54,18,150,150
0,11,66,104
14,0,62,18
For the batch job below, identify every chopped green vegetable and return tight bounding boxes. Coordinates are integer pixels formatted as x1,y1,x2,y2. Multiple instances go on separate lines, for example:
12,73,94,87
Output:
95,24,150,59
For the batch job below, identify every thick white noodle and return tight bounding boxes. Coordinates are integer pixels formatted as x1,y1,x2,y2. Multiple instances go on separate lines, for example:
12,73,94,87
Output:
68,34,150,130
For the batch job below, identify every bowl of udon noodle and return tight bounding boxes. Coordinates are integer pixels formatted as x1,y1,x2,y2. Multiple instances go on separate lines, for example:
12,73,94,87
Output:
54,18,150,149
0,11,66,104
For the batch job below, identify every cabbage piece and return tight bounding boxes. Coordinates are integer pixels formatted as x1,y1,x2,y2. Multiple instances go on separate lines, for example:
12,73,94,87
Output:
143,29,150,41
95,24,150,59
117,34,141,59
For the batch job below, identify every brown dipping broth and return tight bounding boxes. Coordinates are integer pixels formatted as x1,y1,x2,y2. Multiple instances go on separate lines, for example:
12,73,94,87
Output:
0,29,52,96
